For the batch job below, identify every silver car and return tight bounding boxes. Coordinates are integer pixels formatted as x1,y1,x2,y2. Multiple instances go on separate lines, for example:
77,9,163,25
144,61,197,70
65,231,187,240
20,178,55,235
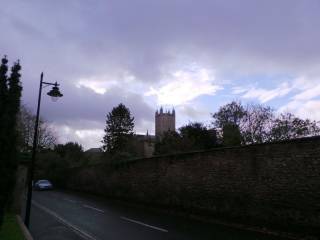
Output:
34,179,53,190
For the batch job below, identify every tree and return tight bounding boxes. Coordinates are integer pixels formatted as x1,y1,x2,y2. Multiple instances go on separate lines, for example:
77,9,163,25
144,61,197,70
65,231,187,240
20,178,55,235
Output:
212,101,246,146
0,56,9,153
0,56,8,117
54,142,83,158
154,122,218,155
212,101,320,146
222,123,242,146
34,142,85,188
0,57,22,227
270,113,320,141
102,103,135,155
35,150,66,188
179,122,217,151
242,104,274,144
53,142,84,167
154,130,182,155
17,105,57,151
212,101,246,129
0,56,9,227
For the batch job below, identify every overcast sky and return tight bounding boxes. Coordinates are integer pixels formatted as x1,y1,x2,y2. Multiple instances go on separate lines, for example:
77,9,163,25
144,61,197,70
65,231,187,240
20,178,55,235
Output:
1,0,320,149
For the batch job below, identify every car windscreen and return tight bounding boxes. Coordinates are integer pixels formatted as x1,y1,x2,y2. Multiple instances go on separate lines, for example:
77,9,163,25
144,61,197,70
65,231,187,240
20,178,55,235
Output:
38,180,50,184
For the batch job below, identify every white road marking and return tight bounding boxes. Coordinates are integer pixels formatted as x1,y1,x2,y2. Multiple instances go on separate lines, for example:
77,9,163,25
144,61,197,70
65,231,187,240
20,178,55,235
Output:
82,204,105,213
120,216,168,233
32,200,99,240
64,198,77,203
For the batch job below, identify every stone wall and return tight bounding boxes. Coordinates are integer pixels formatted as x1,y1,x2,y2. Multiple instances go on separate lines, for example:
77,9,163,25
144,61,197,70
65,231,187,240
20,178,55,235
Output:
67,137,320,235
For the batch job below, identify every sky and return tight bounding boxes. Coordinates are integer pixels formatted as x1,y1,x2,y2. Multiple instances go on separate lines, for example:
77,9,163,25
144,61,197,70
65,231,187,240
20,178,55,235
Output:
1,0,320,149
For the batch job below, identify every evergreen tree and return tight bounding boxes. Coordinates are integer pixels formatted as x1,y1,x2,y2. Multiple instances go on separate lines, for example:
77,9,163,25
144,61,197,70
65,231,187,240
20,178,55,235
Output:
102,103,135,155
7,61,22,124
0,57,22,227
5,60,22,167
0,56,9,227
0,56,8,112
0,56,9,151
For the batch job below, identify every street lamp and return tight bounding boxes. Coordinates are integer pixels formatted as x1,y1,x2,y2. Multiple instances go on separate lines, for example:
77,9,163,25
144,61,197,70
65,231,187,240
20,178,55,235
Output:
24,72,63,228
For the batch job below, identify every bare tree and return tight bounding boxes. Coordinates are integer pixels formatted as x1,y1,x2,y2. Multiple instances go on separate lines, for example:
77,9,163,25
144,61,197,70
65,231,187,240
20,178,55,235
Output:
270,112,320,141
212,101,319,145
17,105,57,151
242,104,274,144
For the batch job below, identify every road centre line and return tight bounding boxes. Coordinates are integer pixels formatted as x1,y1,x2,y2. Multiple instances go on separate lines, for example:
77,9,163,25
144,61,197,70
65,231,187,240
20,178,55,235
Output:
120,216,168,233
32,200,99,240
82,204,105,213
64,198,77,203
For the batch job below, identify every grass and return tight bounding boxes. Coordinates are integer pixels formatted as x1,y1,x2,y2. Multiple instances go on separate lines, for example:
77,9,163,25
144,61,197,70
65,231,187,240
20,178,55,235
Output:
0,214,25,240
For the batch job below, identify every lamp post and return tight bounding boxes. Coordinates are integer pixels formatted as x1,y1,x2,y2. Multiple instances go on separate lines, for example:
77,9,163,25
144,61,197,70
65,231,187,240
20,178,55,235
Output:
24,72,63,228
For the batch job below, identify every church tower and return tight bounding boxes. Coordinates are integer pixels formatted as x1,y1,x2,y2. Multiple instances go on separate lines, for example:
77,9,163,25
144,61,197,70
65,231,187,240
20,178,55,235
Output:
155,107,175,137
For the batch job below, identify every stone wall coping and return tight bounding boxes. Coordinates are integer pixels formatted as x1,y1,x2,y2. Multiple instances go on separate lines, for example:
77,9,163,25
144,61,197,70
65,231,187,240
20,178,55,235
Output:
68,135,320,170
114,135,320,165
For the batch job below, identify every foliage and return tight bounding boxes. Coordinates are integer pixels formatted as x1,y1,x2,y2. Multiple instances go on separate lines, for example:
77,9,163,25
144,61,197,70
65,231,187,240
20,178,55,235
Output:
155,122,218,154
241,103,274,144
0,214,25,240
35,150,69,188
54,142,85,167
154,130,182,155
212,101,246,146
102,103,135,156
212,101,246,129
179,122,217,150
212,101,320,146
270,113,320,141
0,56,22,227
35,142,86,188
17,105,57,151
54,142,83,158
222,123,242,146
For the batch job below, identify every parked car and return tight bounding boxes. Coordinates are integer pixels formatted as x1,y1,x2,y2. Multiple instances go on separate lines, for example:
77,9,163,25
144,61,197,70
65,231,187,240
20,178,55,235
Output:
34,180,53,191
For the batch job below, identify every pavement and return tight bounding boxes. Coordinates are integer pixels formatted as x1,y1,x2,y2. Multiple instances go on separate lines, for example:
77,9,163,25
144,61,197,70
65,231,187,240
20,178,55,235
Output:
28,190,284,240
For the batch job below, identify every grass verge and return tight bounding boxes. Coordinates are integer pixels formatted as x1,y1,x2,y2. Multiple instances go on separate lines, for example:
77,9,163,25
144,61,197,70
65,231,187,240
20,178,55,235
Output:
0,214,25,240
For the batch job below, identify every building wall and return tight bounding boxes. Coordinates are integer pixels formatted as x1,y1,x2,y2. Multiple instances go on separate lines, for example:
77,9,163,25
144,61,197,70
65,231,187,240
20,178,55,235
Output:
67,137,320,235
143,141,155,157
130,135,155,157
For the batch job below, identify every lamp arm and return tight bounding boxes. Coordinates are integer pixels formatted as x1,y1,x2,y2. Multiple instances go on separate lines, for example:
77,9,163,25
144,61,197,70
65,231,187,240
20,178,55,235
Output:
42,81,59,86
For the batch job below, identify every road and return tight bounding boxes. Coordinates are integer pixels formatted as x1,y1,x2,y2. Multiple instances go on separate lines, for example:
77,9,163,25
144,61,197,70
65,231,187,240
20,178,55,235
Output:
29,190,284,240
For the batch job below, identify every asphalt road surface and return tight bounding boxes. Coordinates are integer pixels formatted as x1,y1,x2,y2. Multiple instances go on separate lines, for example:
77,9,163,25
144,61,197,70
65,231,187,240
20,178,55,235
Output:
29,190,284,240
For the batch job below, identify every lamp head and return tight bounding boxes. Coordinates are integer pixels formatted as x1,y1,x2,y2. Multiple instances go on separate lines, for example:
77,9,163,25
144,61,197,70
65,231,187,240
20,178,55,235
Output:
47,83,63,102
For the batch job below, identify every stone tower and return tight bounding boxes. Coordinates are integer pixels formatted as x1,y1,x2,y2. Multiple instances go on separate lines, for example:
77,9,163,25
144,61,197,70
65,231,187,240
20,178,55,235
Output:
155,107,175,137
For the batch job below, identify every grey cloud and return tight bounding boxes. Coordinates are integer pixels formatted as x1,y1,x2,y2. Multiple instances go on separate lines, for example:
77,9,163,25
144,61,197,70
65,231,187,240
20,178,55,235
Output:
3,0,320,83
2,0,320,145
37,84,154,129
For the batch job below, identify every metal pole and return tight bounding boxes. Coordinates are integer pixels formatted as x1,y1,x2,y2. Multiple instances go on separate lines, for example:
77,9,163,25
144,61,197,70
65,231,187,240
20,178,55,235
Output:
24,72,43,228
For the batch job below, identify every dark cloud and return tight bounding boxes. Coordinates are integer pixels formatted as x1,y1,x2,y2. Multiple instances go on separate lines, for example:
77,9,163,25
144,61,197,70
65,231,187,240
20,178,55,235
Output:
3,0,320,83
33,84,154,127
2,0,320,146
